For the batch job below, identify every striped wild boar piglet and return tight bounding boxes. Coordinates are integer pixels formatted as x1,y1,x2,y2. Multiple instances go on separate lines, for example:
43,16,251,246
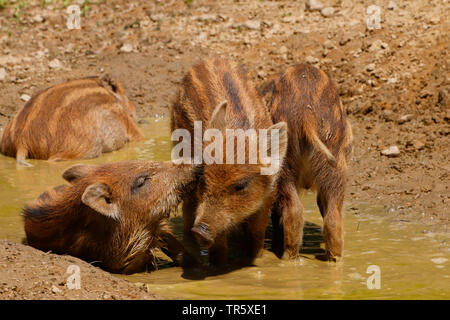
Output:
23,160,198,274
259,64,353,261
171,59,288,268
0,75,144,166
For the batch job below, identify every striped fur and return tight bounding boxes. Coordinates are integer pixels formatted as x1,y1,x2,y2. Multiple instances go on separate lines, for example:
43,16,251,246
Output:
23,160,198,274
0,75,143,165
171,59,288,268
258,63,353,261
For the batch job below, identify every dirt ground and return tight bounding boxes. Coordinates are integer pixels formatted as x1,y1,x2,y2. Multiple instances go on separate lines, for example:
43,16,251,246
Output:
0,0,448,299
0,240,155,299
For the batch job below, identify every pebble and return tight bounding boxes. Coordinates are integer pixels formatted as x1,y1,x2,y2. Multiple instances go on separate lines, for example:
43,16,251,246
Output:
387,1,397,10
120,43,133,53
306,0,323,11
409,139,425,150
51,285,62,294
365,63,375,72
381,109,393,122
33,14,44,23
321,7,335,17
20,94,31,102
369,39,389,51
244,20,261,30
381,146,400,157
323,39,335,49
0,67,6,81
428,17,440,25
48,59,62,69
195,14,219,22
150,14,164,22
305,56,319,64
397,114,414,124
279,46,288,54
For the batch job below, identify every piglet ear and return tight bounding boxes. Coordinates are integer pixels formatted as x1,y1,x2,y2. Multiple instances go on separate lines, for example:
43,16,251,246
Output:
208,100,227,130
62,164,95,183
81,183,120,220
99,73,126,96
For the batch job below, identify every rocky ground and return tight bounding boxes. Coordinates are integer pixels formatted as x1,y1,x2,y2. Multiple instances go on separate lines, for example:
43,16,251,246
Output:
0,0,448,299
0,240,155,299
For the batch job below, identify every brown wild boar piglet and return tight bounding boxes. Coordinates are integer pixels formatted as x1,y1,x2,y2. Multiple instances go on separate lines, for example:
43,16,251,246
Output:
171,58,288,268
0,75,143,166
259,64,353,261
23,160,199,274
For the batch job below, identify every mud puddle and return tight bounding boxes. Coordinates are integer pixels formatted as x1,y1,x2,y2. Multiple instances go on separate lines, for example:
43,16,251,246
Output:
0,117,448,299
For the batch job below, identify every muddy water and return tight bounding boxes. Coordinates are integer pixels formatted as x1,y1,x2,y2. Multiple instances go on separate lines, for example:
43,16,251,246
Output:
0,117,448,299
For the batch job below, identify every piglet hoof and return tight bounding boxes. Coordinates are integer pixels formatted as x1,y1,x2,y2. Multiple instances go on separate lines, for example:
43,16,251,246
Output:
325,251,342,263
181,251,201,269
181,263,207,280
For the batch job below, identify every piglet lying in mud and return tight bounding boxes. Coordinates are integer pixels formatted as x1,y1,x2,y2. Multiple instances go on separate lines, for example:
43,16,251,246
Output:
0,75,143,166
259,64,353,261
23,160,199,274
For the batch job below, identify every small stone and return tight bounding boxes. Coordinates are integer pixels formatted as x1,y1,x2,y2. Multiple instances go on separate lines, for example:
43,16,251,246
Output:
397,114,414,124
381,146,400,157
0,67,6,81
408,139,425,151
381,109,393,122
306,0,323,11
387,1,397,10
48,58,62,69
279,46,288,54
428,17,440,25
321,7,335,17
51,285,62,294
150,14,164,22
369,39,389,51
339,35,351,46
365,63,375,72
387,77,397,84
33,14,44,23
244,20,261,30
120,43,133,53
20,94,31,102
324,39,335,49
195,14,219,22
305,56,319,64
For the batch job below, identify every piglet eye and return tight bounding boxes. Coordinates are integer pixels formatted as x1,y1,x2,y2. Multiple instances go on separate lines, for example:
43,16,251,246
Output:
233,179,250,192
131,175,149,192
136,177,146,188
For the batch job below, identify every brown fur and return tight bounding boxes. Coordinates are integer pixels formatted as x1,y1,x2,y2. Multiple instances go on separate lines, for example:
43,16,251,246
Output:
23,160,198,274
0,75,143,166
258,64,353,261
171,59,288,268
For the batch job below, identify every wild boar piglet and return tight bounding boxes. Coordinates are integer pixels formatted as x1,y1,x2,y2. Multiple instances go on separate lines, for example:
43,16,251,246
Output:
171,58,288,268
259,63,353,261
23,160,199,274
1,75,143,166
